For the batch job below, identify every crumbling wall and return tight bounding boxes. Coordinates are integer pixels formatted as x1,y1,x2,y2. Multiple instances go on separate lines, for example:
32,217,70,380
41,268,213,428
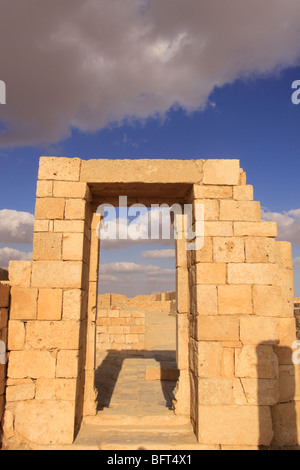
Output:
98,292,176,313
96,308,145,351
0,281,10,445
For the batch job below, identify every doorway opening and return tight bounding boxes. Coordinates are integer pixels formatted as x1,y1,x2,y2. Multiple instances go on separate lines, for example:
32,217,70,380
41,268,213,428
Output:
95,200,178,419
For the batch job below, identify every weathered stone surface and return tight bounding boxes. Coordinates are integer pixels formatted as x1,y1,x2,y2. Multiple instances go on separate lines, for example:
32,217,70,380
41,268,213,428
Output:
220,200,261,222
202,159,240,185
56,350,79,378
7,321,25,350
80,159,203,183
6,383,36,402
197,405,273,446
218,285,252,315
8,351,56,379
228,263,278,285
253,286,283,317
38,289,63,320
234,221,277,237
213,237,245,263
26,321,80,350
10,287,38,320
38,156,81,181
9,261,32,287
14,400,75,444
31,261,83,288
240,317,279,344
35,197,65,220
196,316,239,342
33,233,62,261
235,345,278,379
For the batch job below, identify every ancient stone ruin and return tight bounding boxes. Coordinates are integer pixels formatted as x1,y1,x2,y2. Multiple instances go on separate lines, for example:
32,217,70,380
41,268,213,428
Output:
0,157,299,450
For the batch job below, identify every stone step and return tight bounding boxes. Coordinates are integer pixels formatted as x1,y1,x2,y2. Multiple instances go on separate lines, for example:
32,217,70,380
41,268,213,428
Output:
74,423,211,450
83,413,190,428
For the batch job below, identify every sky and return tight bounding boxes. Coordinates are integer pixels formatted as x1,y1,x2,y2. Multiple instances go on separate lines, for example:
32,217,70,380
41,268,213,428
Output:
0,0,299,297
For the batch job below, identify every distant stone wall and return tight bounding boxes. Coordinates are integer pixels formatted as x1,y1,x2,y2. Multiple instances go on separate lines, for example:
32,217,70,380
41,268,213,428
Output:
98,291,176,314
96,308,145,352
0,282,10,445
295,298,300,339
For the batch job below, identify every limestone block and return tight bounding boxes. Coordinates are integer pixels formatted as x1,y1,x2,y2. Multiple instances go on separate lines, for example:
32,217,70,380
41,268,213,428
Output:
62,233,85,260
275,241,293,270
33,232,62,260
271,402,299,447
6,383,36,402
9,261,32,287
38,156,81,181
26,321,80,350
31,261,83,288
56,350,79,378
63,289,84,321
54,220,85,233
194,199,219,221
193,185,233,199
190,339,223,378
34,219,49,232
235,345,278,379
38,289,63,321
188,236,213,265
53,181,87,198
176,314,189,369
195,263,227,285
192,285,218,315
241,378,279,405
221,348,235,378
197,405,273,446
176,267,190,313
35,378,76,401
80,159,203,184
233,185,253,201
196,316,239,342
240,317,279,344
14,400,75,444
245,237,276,263
7,321,25,350
278,365,296,402
218,285,252,315
8,350,56,379
204,221,233,237
234,221,277,237
202,159,240,185
213,237,245,263
197,378,233,405
65,199,86,220
227,263,278,285
35,197,65,220
36,180,53,198
253,285,283,317
10,287,38,320
220,200,261,222
0,283,10,308
277,318,297,347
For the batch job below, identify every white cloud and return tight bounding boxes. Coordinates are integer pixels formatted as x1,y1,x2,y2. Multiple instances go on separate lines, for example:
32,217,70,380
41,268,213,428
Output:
0,209,34,244
99,261,175,296
0,247,32,269
261,208,300,244
1,0,300,147
142,249,175,259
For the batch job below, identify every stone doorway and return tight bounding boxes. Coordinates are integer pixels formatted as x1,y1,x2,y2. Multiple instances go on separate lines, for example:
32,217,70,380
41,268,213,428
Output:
3,157,299,449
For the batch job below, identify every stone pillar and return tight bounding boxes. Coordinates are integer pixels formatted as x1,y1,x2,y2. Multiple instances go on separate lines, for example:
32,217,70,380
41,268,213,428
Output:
189,160,299,448
4,158,91,446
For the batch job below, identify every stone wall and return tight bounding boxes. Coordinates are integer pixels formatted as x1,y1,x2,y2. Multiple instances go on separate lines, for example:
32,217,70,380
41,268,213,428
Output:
98,292,176,313
295,298,300,339
0,281,10,445
96,307,145,351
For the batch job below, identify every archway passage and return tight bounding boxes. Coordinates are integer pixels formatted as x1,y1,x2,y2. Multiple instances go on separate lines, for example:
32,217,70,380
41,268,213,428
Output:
3,157,299,450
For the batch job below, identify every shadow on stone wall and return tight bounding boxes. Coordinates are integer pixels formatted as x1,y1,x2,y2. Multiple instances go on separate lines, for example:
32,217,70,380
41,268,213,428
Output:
258,342,299,449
